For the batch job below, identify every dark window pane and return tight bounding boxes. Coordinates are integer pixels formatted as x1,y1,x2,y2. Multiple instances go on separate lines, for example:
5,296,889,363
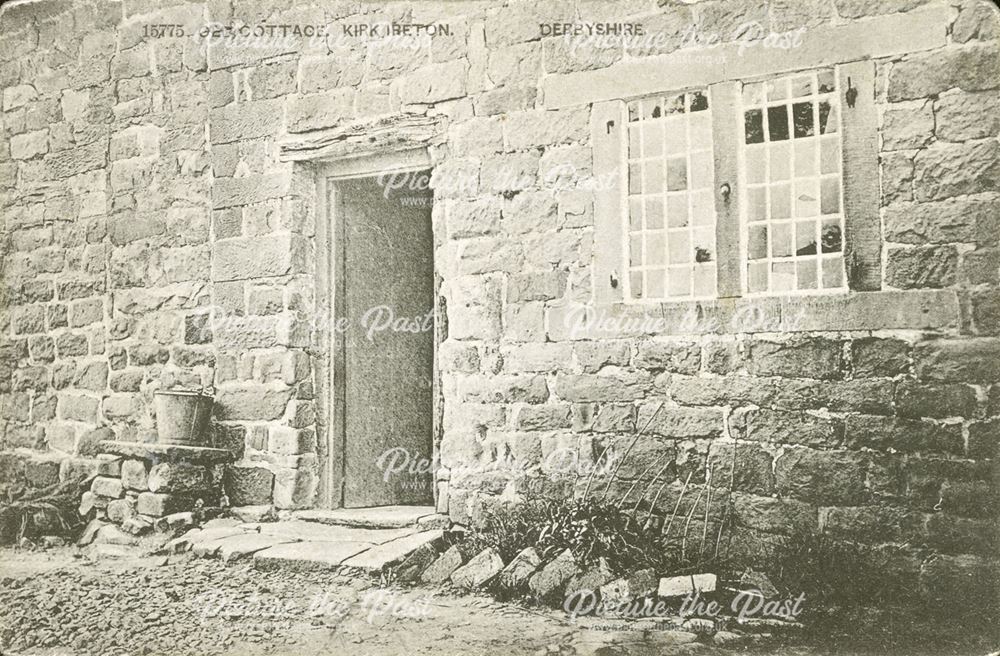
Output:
768,105,789,141
821,221,842,253
689,91,709,112
628,103,640,122
745,109,764,144
793,102,814,138
695,246,713,263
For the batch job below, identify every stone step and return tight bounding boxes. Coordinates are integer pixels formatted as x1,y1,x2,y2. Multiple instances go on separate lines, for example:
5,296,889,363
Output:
161,513,450,577
252,540,375,570
292,505,440,529
340,529,445,572
246,519,417,544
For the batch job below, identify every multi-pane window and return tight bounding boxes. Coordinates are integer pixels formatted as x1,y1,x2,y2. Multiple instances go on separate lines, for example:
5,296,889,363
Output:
740,69,846,294
625,89,717,301
602,63,872,305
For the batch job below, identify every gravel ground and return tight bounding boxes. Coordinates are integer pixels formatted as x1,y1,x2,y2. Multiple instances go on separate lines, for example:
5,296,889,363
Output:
5,547,981,656
0,547,740,656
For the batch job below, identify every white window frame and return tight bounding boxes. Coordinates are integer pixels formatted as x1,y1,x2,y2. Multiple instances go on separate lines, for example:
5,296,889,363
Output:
584,5,947,306
736,67,849,298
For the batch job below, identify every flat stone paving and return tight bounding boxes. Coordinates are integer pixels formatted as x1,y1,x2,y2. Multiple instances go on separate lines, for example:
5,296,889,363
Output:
173,511,447,573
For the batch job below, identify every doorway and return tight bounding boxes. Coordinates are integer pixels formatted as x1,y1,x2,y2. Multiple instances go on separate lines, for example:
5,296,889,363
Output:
319,158,435,509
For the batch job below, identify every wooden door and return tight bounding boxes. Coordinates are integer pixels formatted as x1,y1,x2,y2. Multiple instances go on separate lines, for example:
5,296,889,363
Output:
337,175,434,507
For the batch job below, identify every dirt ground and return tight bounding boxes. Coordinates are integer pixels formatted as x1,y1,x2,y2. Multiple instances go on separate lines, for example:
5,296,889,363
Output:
0,547,994,656
0,546,764,656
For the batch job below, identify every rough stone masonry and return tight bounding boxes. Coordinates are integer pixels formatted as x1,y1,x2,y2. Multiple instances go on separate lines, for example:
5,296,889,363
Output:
0,0,998,606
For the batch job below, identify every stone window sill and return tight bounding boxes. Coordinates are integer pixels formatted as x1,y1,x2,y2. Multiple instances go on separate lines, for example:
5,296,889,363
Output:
546,289,958,340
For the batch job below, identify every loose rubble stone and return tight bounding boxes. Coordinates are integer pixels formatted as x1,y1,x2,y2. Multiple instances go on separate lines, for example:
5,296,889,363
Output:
564,558,614,601
91,476,124,499
682,617,716,635
120,459,148,490
450,548,504,588
121,516,152,536
77,518,105,546
106,498,136,523
497,547,542,591
713,630,745,647
395,543,439,582
136,492,188,517
421,545,463,584
600,568,658,606
94,524,139,546
529,549,580,601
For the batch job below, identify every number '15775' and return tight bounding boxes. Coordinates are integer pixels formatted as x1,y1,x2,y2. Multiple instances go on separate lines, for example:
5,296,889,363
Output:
144,24,185,37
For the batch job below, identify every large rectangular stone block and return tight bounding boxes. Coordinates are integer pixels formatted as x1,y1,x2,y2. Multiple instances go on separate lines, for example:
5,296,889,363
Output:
515,404,571,431
884,194,999,246
846,414,962,455
821,505,922,543
895,381,977,419
633,340,700,374
503,107,590,151
731,492,818,535
554,371,654,402
500,343,574,373
214,385,293,421
730,408,844,448
212,172,291,210
286,89,354,133
913,139,1000,202
850,337,910,377
224,466,274,505
211,234,307,281
707,441,775,494
775,448,868,505
268,426,316,456
147,462,211,493
913,338,1000,383
749,337,843,380
58,393,99,423
273,465,316,509
639,402,723,439
396,60,467,105
458,374,549,404
888,43,999,102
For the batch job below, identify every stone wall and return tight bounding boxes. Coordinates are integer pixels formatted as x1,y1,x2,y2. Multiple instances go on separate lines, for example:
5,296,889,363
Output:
1,0,998,596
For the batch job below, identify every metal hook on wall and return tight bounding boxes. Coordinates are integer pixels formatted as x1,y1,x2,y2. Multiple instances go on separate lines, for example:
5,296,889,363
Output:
845,76,858,108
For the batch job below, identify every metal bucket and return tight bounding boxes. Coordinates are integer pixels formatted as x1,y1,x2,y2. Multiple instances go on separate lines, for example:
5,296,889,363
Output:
153,390,213,447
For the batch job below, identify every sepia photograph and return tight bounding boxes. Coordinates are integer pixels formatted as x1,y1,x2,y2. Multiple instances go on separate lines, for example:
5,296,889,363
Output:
0,0,998,654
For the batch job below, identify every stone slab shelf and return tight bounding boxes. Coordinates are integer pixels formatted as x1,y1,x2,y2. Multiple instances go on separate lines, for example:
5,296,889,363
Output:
98,441,235,465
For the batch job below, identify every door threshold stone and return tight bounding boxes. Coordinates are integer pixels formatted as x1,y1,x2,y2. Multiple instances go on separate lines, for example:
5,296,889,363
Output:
292,505,439,529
